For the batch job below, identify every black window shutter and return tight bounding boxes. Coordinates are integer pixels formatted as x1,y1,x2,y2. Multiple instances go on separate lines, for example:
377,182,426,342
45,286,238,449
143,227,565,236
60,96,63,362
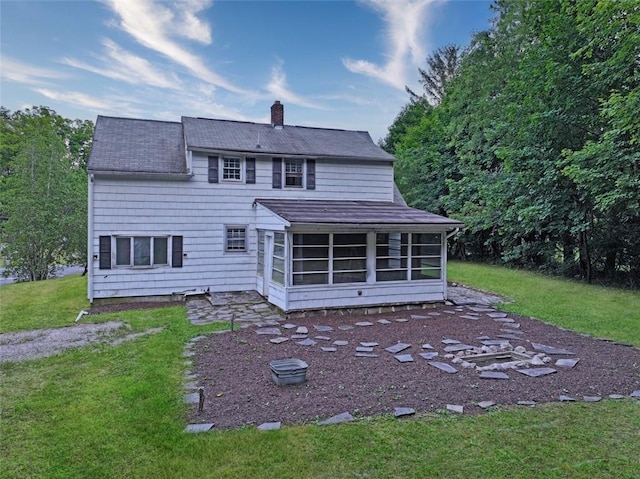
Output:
172,236,183,268
246,158,256,184
208,156,218,183
272,158,282,189
306,159,316,190
99,236,111,270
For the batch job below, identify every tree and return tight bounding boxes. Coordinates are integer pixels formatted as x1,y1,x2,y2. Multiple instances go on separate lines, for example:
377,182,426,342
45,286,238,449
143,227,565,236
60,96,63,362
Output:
407,44,462,105
1,107,90,281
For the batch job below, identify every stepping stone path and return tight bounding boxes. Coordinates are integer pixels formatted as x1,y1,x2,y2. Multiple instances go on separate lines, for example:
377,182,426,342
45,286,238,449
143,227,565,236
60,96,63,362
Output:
555,358,580,368
395,318,409,322
422,343,434,349
487,312,508,318
394,354,414,363
360,342,379,347
443,344,475,353
338,325,354,331
315,336,331,341
441,339,461,345
356,346,374,353
516,367,557,377
377,319,391,324
559,395,575,402
608,394,625,399
184,392,199,404
333,340,349,346
385,343,411,354
428,362,458,374
270,337,289,344
256,327,281,335
258,422,281,431
184,423,214,433
478,401,496,409
493,318,516,323
583,396,601,402
419,352,438,360
283,323,296,329
394,407,415,417
291,334,308,339
321,347,337,352
461,315,481,320
355,353,379,358
296,338,317,346
355,322,373,327
518,400,536,406
319,412,354,425
314,325,333,332
411,314,429,320
296,326,308,334
531,343,574,355
632,390,640,398
480,371,509,380
446,404,464,414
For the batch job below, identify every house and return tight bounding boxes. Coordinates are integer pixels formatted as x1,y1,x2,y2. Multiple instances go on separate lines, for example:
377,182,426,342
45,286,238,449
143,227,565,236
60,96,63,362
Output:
87,101,463,311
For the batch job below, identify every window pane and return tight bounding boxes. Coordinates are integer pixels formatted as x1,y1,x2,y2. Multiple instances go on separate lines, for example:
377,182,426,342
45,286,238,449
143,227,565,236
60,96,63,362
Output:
154,237,168,265
333,258,366,271
411,268,441,280
377,270,407,282
293,259,328,273
116,238,130,265
293,233,328,246
411,257,441,269
134,237,151,266
334,233,367,246
226,227,246,251
376,257,408,269
334,271,367,283
412,233,441,245
293,246,328,259
412,244,441,256
293,273,328,285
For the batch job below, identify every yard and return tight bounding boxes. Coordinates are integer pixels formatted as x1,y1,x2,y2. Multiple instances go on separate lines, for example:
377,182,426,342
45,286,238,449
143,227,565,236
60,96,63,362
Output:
0,263,638,478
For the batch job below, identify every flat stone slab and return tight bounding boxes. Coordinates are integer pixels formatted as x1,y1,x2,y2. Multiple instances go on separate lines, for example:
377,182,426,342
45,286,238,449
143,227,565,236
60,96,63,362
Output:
481,339,512,346
516,367,557,377
295,326,308,334
631,390,640,398
411,314,429,320
487,312,508,318
319,412,354,425
446,404,464,414
184,392,200,404
555,358,580,368
394,318,409,323
355,321,373,327
428,362,458,374
428,312,441,316
296,338,317,346
355,353,379,358
469,307,495,312
258,421,281,431
441,339,461,345
476,336,491,341
338,325,354,331
270,337,289,344
394,354,414,363
500,328,524,335
419,352,439,360
333,340,349,346
321,347,337,352
583,396,601,403
531,342,574,355
356,346,374,353
315,336,332,341
518,400,536,406
184,423,214,433
461,315,482,320
385,343,412,354
283,323,297,329
608,394,625,399
256,327,281,335
478,400,496,409
360,342,379,347
480,371,510,380
291,334,308,339
314,325,334,332
443,344,475,353
421,343,434,349
497,334,522,340
559,395,576,402
377,319,391,324
394,407,416,417
492,318,516,323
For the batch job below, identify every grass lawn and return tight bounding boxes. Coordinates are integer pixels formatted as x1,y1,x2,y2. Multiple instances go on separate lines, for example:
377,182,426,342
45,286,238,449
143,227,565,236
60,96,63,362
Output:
1,267,639,478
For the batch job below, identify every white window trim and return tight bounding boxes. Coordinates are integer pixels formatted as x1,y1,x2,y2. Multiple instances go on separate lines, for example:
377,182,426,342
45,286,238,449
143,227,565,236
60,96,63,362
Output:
221,156,243,182
283,158,305,189
224,225,248,253
113,235,170,269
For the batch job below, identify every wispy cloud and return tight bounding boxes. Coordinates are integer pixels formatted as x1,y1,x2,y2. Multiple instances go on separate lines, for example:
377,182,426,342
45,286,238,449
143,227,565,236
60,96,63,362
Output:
266,61,323,109
343,0,436,89
0,56,67,85
104,0,252,95
35,88,117,110
62,38,181,89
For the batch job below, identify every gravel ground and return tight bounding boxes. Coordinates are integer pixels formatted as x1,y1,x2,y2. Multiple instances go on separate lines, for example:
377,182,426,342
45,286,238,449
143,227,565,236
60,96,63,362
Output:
190,305,640,429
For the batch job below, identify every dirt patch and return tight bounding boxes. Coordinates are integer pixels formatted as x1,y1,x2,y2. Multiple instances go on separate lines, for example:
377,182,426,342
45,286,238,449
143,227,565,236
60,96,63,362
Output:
190,305,640,429
88,302,180,315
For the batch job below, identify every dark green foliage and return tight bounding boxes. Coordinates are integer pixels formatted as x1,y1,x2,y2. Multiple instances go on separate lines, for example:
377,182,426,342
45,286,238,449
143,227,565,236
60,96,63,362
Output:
389,0,640,286
0,106,92,281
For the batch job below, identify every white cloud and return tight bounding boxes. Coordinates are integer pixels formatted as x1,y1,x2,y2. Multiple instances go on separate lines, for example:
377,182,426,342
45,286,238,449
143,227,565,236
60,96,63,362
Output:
0,56,67,85
343,0,436,89
62,38,181,89
265,62,323,109
35,88,116,110
104,0,252,95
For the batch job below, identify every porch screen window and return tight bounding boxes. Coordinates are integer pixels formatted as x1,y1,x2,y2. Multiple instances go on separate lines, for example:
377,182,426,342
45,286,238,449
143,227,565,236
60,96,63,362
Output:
333,233,367,283
292,233,329,285
257,230,265,274
272,232,285,285
222,157,242,180
285,159,303,187
411,233,441,279
376,233,409,281
225,227,247,252
115,236,169,267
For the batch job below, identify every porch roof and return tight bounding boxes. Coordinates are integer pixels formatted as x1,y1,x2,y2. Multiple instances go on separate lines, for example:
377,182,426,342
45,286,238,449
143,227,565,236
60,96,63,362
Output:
255,199,464,228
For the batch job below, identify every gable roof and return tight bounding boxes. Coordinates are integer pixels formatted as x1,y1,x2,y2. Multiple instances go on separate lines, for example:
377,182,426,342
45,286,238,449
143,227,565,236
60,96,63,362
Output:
256,199,464,227
182,116,395,161
88,116,187,175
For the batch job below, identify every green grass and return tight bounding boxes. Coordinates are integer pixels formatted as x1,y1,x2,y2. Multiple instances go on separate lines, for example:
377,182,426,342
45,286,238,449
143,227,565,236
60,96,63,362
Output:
448,261,640,346
0,274,89,332
1,267,639,478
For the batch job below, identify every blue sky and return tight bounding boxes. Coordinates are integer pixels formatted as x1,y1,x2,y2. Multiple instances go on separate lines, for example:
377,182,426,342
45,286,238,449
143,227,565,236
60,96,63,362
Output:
0,0,493,142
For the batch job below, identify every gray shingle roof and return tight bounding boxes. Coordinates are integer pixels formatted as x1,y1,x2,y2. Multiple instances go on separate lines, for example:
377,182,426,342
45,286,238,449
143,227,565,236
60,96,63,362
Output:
182,116,395,161
88,116,186,174
256,199,464,227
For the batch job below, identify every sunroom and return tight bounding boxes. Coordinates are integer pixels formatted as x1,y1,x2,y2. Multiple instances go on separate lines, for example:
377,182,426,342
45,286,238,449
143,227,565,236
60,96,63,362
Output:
254,199,464,312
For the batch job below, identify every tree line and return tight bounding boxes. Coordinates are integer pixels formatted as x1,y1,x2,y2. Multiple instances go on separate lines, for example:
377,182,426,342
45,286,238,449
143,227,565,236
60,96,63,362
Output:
1,106,93,281
384,0,639,287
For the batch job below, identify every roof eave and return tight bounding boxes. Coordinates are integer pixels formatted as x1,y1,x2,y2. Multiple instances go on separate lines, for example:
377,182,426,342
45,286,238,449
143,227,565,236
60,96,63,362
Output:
88,170,193,181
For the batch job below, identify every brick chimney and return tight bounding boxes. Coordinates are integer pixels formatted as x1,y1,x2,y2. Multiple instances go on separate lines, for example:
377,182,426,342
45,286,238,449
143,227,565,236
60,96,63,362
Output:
271,100,284,128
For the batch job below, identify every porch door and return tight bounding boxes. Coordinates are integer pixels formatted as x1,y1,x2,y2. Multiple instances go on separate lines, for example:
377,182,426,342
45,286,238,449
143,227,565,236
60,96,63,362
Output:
262,233,274,297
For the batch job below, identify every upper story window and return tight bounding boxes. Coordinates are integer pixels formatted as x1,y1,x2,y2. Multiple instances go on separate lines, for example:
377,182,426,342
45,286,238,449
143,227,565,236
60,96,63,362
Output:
222,156,242,181
272,158,315,190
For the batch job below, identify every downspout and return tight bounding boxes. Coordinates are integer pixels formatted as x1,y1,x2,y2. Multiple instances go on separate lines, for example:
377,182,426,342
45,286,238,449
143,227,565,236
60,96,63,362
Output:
87,173,94,303
443,227,460,301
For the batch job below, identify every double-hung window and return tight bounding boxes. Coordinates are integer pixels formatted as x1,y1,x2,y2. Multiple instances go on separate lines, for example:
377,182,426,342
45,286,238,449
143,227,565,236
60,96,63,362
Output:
285,159,303,187
272,158,315,189
222,156,242,181
115,236,168,267
225,226,247,252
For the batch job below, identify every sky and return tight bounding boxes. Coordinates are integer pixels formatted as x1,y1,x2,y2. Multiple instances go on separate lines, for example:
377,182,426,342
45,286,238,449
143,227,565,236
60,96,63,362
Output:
0,0,494,142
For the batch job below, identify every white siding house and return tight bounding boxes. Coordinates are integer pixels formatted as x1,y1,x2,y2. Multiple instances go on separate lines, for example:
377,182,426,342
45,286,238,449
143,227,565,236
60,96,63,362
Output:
87,101,463,311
